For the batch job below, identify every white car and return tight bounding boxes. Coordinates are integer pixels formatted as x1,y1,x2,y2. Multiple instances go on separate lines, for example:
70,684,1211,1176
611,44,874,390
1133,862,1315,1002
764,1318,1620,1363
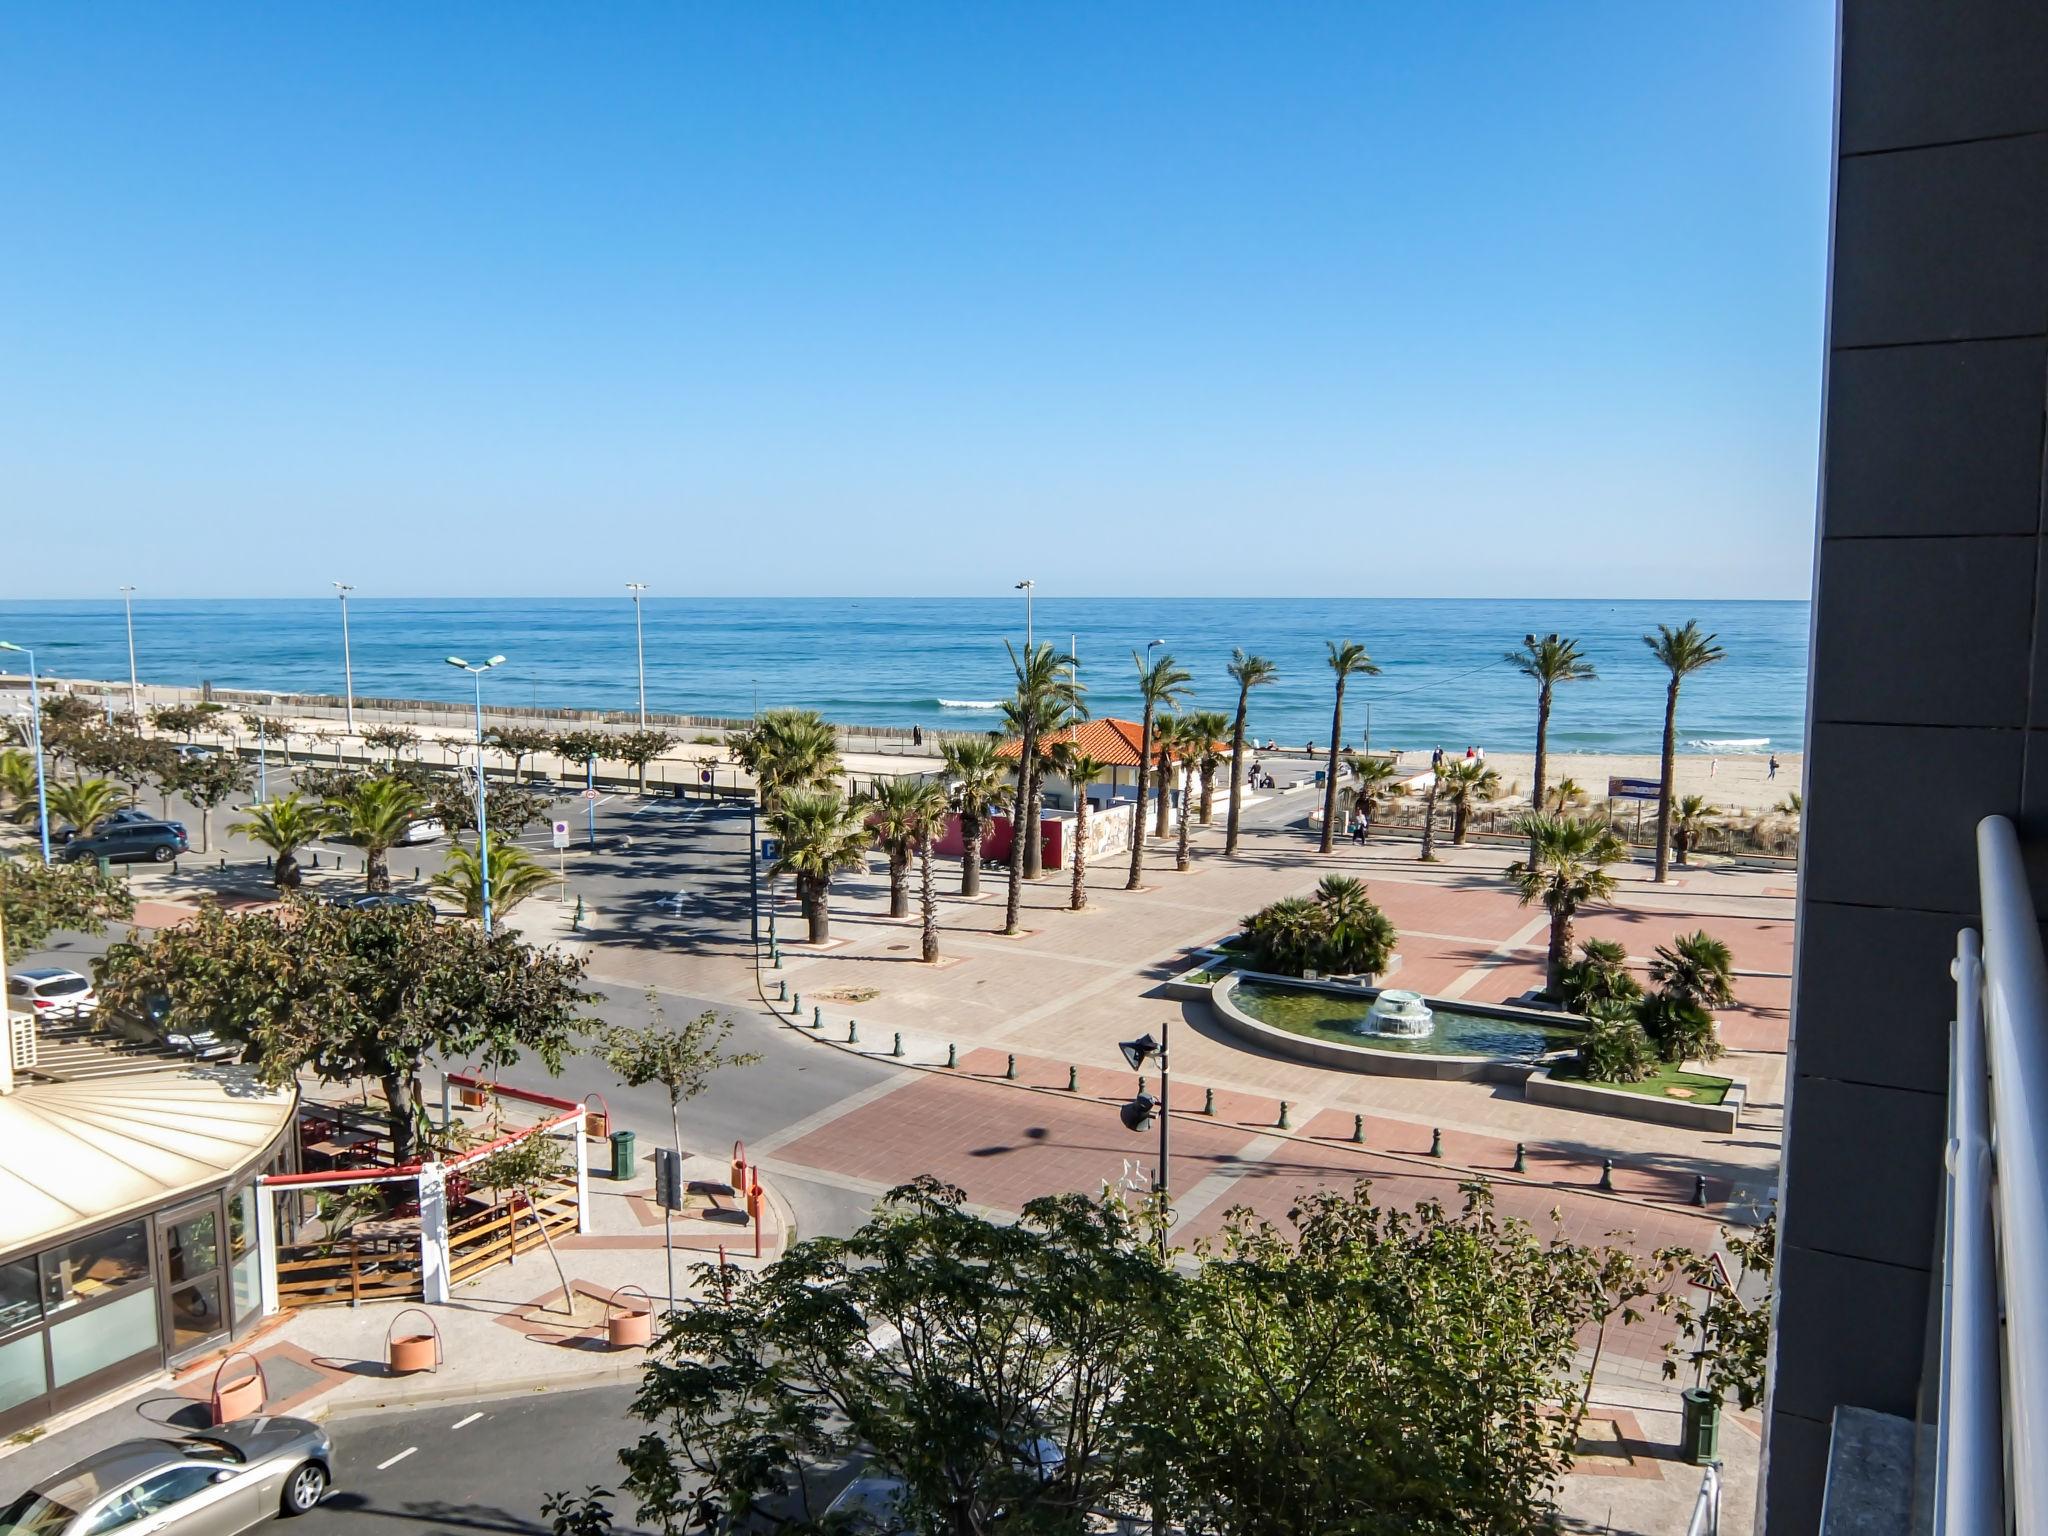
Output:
397,817,445,846
7,968,98,1022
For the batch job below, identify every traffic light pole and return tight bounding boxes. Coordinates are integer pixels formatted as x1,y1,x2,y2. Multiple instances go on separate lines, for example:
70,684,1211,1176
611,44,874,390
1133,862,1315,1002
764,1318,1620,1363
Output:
1155,1021,1170,1259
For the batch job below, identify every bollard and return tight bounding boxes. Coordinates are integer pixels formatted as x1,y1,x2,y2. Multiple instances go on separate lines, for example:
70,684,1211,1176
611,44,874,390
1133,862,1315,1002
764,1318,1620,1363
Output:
264,855,272,872
310,851,319,869
791,992,800,1015
1428,1128,1443,1158
778,978,787,1002
1598,1158,1615,1192
1066,1065,1078,1091
1351,1113,1364,1144
892,1031,903,1058
1138,1076,1147,1098
1513,1142,1527,1174
1005,1053,1016,1081
1692,1173,1708,1208
946,1043,957,1069
770,943,781,968
812,1005,822,1029
574,894,585,930
1277,1100,1291,1130
1202,1087,1215,1116
848,1020,859,1044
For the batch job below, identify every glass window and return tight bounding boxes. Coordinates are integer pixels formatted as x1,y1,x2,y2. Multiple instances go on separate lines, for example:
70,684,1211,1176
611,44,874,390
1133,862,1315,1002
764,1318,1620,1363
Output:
0,1490,82,1536
48,1288,158,1388
129,1469,218,1515
227,1184,261,1323
164,1212,218,1284
0,1260,40,1332
165,1279,222,1356
227,1186,256,1262
40,1222,149,1310
0,1333,46,1417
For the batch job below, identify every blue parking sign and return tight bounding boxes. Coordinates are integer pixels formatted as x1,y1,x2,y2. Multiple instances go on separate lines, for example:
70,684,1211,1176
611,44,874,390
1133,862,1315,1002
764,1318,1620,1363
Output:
759,838,781,862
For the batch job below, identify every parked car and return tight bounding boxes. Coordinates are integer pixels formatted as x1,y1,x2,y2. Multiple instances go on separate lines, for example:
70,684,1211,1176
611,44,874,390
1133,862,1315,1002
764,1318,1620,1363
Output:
107,996,237,1061
53,808,181,845
0,1417,336,1536
56,821,189,864
324,816,443,847
7,968,98,1022
322,892,436,916
171,743,218,762
820,1475,908,1535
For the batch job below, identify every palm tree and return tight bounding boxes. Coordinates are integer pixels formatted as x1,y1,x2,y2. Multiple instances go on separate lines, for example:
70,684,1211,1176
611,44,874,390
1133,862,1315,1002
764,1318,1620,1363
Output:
1319,641,1380,853
1152,709,1184,840
432,831,556,918
735,709,842,809
1644,621,1727,882
1167,719,1198,872
1438,758,1501,845
1341,753,1399,840
1126,650,1190,890
1507,814,1630,998
0,748,37,824
1223,651,1278,857
767,789,874,945
231,793,331,888
1003,642,1083,934
323,775,428,893
864,776,930,920
1649,930,1737,1011
1183,710,1231,825
46,778,131,839
1506,633,1596,837
1547,777,1587,815
903,777,951,964
940,737,1011,898
1048,745,1111,911
1418,765,1444,862
1669,794,1721,866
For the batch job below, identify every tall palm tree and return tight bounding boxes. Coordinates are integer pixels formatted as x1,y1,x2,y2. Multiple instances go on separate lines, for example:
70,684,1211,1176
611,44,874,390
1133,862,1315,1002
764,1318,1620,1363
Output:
1126,650,1190,890
903,777,951,964
1003,642,1083,934
1507,813,1630,998
1223,651,1278,857
323,775,428,893
1418,765,1444,863
864,776,930,920
1644,621,1726,883
47,778,131,839
1506,633,1596,838
1438,758,1501,845
0,748,37,824
1669,794,1721,866
1166,719,1198,872
940,737,1011,898
432,831,556,918
231,793,331,888
736,708,842,809
1319,641,1380,853
1152,710,1188,841
1342,753,1399,840
1048,744,1110,911
1183,710,1231,826
766,788,874,944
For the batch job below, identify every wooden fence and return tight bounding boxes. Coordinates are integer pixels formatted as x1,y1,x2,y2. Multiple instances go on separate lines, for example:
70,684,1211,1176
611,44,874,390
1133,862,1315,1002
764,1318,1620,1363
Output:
275,1238,422,1310
446,1181,581,1285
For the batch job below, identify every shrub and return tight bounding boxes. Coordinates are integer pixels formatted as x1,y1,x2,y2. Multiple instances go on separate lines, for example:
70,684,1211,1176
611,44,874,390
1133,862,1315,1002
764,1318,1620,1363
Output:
1240,877,1397,978
1558,938,1641,1014
1641,992,1722,1065
1576,999,1657,1083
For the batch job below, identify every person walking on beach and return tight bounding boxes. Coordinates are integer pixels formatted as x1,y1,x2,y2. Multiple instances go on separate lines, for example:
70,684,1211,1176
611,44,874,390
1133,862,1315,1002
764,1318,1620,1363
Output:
1768,753,1780,780
1431,745,1445,771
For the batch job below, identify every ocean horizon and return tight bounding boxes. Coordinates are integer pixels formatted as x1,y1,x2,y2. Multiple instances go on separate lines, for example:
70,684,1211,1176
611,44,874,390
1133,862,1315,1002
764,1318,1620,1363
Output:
0,596,1809,757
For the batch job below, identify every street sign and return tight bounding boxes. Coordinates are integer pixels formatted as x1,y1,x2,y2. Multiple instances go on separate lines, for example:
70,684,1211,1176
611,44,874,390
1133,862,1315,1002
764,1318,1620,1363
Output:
653,1148,684,1212
551,820,570,850
759,838,781,863
581,787,603,801
1607,776,1663,801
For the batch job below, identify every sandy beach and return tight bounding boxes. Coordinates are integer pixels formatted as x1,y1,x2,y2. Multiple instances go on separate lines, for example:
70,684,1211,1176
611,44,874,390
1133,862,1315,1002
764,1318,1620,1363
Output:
1405,748,1800,817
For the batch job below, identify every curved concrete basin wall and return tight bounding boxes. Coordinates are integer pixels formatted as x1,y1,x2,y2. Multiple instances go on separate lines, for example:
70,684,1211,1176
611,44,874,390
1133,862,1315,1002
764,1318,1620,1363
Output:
1208,972,1550,1084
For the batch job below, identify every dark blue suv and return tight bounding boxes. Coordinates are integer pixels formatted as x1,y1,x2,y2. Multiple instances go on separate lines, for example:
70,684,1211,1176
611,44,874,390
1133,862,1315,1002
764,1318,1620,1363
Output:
57,820,190,864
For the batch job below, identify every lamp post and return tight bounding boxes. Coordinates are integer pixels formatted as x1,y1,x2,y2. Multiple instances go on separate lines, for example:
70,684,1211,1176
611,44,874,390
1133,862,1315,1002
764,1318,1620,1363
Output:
447,655,506,934
333,583,357,736
119,585,140,722
0,643,50,864
1118,1025,1171,1258
1015,579,1034,652
626,583,649,726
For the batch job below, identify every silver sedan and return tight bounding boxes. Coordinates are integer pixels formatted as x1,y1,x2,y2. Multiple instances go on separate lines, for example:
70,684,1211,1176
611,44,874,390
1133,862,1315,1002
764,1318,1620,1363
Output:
0,1417,335,1536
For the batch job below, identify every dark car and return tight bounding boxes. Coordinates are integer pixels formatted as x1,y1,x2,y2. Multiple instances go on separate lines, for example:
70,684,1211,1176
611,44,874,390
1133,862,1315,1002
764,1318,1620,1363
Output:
53,808,185,846
56,821,189,864
322,892,436,915
107,995,238,1061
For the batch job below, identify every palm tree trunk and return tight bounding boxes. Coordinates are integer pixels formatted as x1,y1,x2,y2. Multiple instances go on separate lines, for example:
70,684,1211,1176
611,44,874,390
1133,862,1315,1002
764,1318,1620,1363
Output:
918,837,939,963
1005,729,1031,934
1199,764,1216,825
1153,748,1171,838
368,845,390,893
276,849,300,888
1071,798,1089,911
1547,905,1573,998
1225,690,1249,856
1126,710,1154,890
1530,684,1551,860
1419,775,1440,862
1654,680,1679,883
888,848,910,919
961,811,982,897
1175,775,1192,871
1319,685,1344,853
1453,802,1469,845
807,877,831,944
1023,754,1044,881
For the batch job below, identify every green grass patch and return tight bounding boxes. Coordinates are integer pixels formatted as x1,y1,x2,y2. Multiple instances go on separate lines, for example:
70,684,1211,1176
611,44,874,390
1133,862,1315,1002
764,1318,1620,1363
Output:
1548,1058,1732,1106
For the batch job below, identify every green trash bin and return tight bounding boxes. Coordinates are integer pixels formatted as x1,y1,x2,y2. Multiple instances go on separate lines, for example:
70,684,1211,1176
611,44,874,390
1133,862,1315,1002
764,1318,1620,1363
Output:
97,856,113,879
609,1129,637,1181
1680,1387,1721,1465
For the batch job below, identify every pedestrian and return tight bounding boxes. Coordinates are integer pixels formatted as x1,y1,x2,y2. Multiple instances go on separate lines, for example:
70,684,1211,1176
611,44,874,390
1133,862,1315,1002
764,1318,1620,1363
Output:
1710,758,1718,778
1351,815,1366,846
1768,753,1779,780
913,724,923,747
1431,745,1445,771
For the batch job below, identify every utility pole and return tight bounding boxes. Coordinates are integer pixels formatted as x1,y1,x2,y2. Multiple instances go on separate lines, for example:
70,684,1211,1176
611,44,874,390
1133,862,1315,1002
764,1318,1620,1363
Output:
119,585,140,722
627,582,649,726
333,582,357,735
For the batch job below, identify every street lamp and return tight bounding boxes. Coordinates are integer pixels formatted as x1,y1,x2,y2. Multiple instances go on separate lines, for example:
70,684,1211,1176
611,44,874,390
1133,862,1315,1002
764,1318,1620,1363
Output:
1015,579,1034,652
333,583,357,735
118,586,140,722
626,583,649,727
0,643,50,864
1118,1026,1171,1257
447,655,507,934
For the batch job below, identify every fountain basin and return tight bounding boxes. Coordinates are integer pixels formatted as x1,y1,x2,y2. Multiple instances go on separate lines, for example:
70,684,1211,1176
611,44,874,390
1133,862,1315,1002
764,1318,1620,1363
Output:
1360,989,1433,1038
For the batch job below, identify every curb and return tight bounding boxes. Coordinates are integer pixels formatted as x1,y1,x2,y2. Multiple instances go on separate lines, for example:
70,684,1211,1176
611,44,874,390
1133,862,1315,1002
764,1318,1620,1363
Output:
310,1360,645,1423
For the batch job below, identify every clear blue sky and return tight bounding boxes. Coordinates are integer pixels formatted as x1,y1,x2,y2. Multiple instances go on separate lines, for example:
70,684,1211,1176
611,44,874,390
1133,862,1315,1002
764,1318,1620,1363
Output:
1,4,1833,599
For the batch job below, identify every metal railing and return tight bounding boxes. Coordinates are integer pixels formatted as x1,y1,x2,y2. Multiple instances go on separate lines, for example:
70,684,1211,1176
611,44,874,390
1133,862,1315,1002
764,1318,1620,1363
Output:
1935,815,2048,1534
1684,1463,1720,1536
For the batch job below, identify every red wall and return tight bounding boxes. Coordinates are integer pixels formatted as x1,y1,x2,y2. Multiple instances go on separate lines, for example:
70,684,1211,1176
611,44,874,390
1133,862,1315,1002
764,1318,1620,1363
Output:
932,812,1063,869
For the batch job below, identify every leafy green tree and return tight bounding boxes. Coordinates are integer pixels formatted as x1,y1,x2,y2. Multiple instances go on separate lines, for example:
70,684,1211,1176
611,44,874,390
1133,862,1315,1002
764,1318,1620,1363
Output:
1239,877,1395,978
486,725,559,784
1341,752,1399,840
0,749,39,824
363,724,420,762
727,710,841,809
1669,794,1720,866
1159,717,1198,871
1048,744,1110,911
1418,763,1444,862
433,779,553,838
1506,814,1629,999
1507,633,1596,848
1439,757,1501,845
1644,621,1726,883
615,730,678,794
46,778,131,838
96,900,593,1165
1557,937,1641,1014
598,993,759,1170
766,788,873,944
433,832,558,919
467,1129,575,1311
1640,992,1722,1065
902,776,951,964
0,857,134,953
1318,640,1380,853
1575,998,1657,1083
863,777,930,920
231,793,331,888
553,730,615,780
1239,895,1328,976
1125,649,1189,891
939,737,1010,898
323,774,429,892
1223,650,1278,856
1661,1215,1776,1411
149,703,221,738
167,751,252,853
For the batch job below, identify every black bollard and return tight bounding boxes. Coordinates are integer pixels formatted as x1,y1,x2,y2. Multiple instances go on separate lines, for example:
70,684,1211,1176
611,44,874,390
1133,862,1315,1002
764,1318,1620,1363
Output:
1005,1053,1017,1081
812,1005,821,1029
893,1031,903,1058
1202,1087,1215,1116
1351,1113,1364,1145
848,1020,858,1044
1277,1100,1291,1130
1598,1158,1615,1192
1428,1128,1443,1158
945,1043,957,1068
1692,1173,1708,1207
1513,1142,1527,1173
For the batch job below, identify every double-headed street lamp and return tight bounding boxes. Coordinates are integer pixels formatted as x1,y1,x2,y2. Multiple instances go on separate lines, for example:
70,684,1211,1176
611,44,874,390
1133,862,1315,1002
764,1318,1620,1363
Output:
1118,1025,1171,1257
334,583,358,735
0,643,50,864
1015,579,1034,652
447,655,506,934
626,583,649,727
119,586,141,722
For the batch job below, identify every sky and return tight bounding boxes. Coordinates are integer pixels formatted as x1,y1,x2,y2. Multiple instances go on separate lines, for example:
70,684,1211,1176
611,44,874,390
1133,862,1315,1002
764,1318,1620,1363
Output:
0,4,1834,600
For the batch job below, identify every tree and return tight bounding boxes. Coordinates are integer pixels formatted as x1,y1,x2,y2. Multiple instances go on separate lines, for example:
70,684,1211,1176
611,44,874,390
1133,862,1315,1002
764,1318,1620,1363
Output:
1126,649,1190,890
766,789,873,944
905,777,951,964
1224,650,1278,857
1547,777,1587,815
1418,765,1443,862
1662,1215,1775,1412
1669,794,1720,866
1649,929,1736,1021
1439,757,1501,845
1318,640,1380,853
604,1178,1167,1536
1003,642,1082,930
231,794,331,888
553,730,615,783
1159,717,1197,872
1184,710,1231,826
1506,814,1629,999
150,703,221,738
863,777,929,920
486,725,558,784
433,832,559,919
1238,877,1396,978
363,724,419,763
1557,937,1641,1014
1,749,38,824
1151,710,1182,841
616,730,678,793
467,1129,576,1314
939,737,1010,898
1049,745,1111,911
96,900,592,1165
1576,998,1657,1083
1640,992,1722,1065
1644,621,1726,883
1507,633,1596,848
323,775,428,893
727,710,840,809
433,779,554,839
599,995,759,1171
46,778,131,838
1,858,134,954
167,751,252,853
1341,752,1399,840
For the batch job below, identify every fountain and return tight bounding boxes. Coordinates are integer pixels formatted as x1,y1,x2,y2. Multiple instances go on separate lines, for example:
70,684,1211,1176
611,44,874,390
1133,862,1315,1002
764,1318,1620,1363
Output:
1357,989,1434,1039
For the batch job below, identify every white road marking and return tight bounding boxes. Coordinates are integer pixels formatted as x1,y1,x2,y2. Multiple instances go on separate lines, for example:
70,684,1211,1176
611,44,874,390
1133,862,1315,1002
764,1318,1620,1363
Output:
376,1448,418,1471
450,1412,483,1430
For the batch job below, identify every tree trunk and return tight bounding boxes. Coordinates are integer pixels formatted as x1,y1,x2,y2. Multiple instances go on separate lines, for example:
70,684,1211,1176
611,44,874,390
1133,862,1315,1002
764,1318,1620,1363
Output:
1153,747,1171,838
276,849,301,888
1319,684,1345,853
201,806,212,853
1199,764,1216,825
519,1181,575,1316
1453,801,1470,845
1419,774,1440,862
888,847,910,918
1175,773,1192,871
1225,689,1249,856
1071,799,1089,911
961,811,982,897
1675,828,1690,867
367,845,391,892
806,878,831,944
1023,753,1044,881
1126,708,1153,890
919,838,939,963
1531,684,1551,860
1654,679,1679,883
1004,728,1031,935
1547,906,1574,999
381,1071,417,1167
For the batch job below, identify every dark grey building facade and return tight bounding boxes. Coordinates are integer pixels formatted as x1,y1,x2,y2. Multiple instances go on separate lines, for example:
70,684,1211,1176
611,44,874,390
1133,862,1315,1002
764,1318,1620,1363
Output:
1768,0,2048,1526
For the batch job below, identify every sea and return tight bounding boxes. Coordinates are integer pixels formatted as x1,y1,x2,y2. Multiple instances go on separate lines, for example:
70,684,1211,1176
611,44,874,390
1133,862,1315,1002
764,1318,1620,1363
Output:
0,597,1809,757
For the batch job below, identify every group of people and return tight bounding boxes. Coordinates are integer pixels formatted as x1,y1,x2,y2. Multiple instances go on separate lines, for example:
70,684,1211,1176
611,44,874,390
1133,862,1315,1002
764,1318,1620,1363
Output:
1428,744,1485,770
